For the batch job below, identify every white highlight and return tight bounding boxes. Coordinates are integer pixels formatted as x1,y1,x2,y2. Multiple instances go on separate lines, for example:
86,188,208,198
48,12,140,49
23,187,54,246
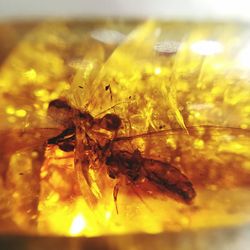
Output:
70,214,87,236
237,43,250,68
191,40,223,56
91,29,125,45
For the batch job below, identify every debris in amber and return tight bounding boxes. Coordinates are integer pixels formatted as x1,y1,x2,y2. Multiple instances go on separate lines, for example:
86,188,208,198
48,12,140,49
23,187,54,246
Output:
0,20,250,237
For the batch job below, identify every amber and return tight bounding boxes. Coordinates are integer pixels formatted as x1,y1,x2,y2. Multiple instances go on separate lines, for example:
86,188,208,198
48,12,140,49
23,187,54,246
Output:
0,20,250,237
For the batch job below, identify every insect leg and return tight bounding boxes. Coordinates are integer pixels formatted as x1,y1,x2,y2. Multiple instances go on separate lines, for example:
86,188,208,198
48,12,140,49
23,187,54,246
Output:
113,182,120,214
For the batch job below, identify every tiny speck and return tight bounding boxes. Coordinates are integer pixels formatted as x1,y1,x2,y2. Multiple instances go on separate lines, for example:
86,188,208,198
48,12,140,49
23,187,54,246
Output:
78,86,83,89
19,172,24,175
105,84,110,91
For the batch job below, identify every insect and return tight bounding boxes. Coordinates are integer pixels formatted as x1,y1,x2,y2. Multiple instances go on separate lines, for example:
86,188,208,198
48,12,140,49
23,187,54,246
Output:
47,98,196,210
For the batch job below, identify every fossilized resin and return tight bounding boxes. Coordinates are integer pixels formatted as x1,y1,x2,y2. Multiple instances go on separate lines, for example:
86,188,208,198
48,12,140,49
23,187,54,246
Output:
0,20,250,236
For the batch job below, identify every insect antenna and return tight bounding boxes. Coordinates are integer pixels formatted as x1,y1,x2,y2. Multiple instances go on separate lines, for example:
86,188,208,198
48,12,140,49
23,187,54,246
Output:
113,125,250,142
113,126,187,142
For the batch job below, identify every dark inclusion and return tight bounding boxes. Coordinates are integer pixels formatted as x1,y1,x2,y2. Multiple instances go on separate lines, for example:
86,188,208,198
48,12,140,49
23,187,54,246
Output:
47,127,75,152
48,99,72,110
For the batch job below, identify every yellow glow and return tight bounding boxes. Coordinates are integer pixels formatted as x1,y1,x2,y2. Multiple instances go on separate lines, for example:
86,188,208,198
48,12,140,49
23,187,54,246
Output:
105,211,111,221
194,139,204,150
6,106,15,115
154,67,162,75
15,109,27,117
70,214,87,236
34,89,49,97
191,40,223,55
24,68,37,81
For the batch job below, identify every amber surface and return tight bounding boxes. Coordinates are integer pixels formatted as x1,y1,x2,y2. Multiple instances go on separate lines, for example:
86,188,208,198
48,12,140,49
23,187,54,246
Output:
0,20,250,237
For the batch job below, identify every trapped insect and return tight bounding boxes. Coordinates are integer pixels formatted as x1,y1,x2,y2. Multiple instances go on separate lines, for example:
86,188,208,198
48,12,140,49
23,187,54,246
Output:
47,98,196,209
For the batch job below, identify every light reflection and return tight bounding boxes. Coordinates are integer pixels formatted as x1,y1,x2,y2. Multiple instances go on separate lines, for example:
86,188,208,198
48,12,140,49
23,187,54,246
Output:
91,29,125,45
70,214,87,236
237,43,250,68
6,106,15,115
154,67,162,75
191,40,223,56
154,40,180,55
15,109,27,117
105,211,111,221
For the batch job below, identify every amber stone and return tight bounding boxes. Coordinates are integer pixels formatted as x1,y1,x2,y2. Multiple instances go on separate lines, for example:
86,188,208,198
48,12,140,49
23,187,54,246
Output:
0,20,250,237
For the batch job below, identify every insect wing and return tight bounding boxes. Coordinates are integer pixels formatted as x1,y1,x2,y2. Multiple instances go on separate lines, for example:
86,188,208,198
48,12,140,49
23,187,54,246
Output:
0,22,91,183
113,125,250,193
69,21,186,131
0,22,85,138
66,22,134,111
74,124,124,208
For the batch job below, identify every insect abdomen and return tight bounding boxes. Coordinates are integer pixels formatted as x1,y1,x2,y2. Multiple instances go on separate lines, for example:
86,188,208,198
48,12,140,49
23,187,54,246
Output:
143,159,196,203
